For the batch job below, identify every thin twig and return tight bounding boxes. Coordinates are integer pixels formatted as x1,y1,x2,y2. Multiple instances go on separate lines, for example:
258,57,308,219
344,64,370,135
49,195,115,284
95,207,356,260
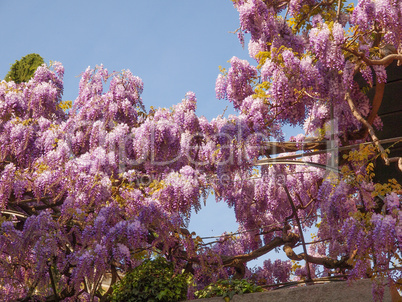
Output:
48,262,60,302
345,92,389,165
336,0,342,22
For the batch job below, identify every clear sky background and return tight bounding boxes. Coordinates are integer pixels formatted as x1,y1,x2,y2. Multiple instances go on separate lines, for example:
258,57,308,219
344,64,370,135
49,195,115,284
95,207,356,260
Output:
0,1,246,119
0,0,301,267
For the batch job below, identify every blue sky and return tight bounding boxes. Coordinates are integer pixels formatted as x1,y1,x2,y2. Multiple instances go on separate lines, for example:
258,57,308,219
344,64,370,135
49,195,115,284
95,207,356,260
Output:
0,1,247,119
0,0,301,266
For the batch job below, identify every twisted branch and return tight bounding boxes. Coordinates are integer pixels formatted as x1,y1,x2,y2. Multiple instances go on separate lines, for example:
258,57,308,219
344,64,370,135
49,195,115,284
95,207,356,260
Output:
345,92,390,165
342,47,402,66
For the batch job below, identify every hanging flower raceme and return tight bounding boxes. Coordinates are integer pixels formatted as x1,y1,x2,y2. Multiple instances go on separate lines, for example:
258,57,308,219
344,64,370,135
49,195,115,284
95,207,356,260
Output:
216,57,257,110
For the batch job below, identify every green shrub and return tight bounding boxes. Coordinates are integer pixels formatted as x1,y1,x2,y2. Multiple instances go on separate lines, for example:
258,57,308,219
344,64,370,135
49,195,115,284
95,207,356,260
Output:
195,279,263,301
110,257,188,302
5,53,44,83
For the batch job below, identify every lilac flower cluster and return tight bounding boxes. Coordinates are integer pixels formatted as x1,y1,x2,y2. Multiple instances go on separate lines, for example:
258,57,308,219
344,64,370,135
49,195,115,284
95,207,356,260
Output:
154,165,203,215
71,65,144,127
215,57,257,109
0,163,15,209
351,0,402,47
309,21,345,70
261,50,323,125
237,0,273,42
250,259,292,285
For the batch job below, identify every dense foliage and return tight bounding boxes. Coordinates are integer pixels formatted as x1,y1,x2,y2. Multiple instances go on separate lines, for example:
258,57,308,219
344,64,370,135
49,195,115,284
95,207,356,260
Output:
194,279,262,300
110,257,188,302
4,53,45,84
0,0,401,301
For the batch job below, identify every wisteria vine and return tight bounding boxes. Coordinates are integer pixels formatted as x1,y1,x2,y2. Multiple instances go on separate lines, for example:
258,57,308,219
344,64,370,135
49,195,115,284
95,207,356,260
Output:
0,0,402,301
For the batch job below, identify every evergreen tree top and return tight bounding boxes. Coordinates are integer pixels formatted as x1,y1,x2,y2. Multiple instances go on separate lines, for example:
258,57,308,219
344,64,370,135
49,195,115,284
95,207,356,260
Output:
5,53,44,83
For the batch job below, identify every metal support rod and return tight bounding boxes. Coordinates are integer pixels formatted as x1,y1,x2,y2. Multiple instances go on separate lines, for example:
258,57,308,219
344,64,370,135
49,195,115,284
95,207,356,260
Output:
283,184,313,283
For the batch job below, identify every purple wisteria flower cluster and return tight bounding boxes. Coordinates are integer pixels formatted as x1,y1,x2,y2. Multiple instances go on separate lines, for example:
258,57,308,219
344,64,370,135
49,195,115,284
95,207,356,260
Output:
1,0,402,301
